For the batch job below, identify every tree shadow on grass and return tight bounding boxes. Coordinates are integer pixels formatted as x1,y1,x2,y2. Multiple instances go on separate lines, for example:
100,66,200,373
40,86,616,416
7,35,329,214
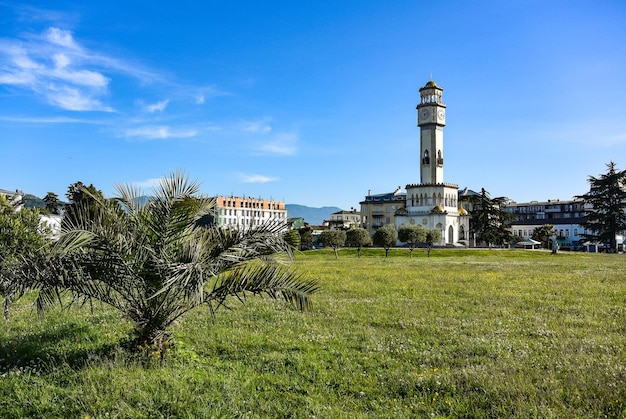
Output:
0,322,124,374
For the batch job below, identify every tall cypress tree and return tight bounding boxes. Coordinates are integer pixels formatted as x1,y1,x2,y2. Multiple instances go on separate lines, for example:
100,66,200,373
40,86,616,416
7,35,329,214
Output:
469,188,513,247
576,161,626,252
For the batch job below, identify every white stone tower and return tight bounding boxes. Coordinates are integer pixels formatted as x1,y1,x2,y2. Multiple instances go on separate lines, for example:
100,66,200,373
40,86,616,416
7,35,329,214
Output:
416,80,446,184
394,79,469,246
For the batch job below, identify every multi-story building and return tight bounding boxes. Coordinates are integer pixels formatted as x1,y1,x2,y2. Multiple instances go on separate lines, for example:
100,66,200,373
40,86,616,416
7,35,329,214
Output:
213,196,287,229
360,187,406,236
505,199,587,249
327,209,362,230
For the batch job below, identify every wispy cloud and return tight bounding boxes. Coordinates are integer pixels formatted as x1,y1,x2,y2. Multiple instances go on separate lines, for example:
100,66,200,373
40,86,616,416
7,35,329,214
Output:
0,115,103,124
256,132,298,156
237,118,272,134
607,131,626,146
46,27,79,49
0,27,115,111
238,173,279,183
130,177,162,189
123,125,198,140
0,24,166,112
143,99,170,113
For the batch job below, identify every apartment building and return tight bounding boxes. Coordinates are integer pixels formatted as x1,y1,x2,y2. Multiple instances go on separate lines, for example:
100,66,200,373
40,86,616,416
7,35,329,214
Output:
213,195,287,229
505,199,587,249
360,187,406,236
327,209,362,230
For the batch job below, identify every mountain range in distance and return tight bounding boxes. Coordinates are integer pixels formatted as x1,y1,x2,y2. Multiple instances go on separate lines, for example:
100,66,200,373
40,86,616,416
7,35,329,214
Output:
285,204,342,226
21,193,341,226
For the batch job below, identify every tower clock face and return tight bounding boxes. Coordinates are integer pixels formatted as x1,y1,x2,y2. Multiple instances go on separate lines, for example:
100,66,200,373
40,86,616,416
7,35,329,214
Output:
420,108,430,121
437,109,445,121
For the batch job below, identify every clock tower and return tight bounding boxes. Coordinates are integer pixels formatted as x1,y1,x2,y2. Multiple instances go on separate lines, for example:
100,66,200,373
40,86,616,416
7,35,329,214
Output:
416,80,446,184
364,78,470,247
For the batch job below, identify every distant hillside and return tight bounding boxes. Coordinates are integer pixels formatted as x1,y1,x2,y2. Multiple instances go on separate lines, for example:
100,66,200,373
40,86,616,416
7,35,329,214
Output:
23,194,46,209
286,204,342,226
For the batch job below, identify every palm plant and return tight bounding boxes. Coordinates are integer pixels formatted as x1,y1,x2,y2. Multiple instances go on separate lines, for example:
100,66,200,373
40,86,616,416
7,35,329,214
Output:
36,172,318,351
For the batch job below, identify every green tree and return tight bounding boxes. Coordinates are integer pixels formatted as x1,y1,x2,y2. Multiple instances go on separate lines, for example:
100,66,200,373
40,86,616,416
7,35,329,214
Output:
299,228,313,250
283,229,301,251
531,224,556,249
398,224,427,258
43,192,60,215
63,181,106,228
576,161,626,252
373,224,396,257
32,172,318,353
424,228,442,257
0,195,51,319
345,227,372,258
319,229,347,259
469,188,513,247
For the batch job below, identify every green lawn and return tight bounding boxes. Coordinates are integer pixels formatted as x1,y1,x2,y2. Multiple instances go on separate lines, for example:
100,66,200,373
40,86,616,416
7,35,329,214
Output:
1,249,625,418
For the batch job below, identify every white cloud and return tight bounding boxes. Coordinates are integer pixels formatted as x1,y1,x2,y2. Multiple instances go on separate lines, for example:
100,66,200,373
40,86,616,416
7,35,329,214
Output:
607,131,626,146
0,27,115,111
144,99,170,113
46,27,80,49
0,21,224,117
123,125,198,140
47,85,113,111
238,173,279,183
131,177,162,189
238,118,272,134
257,132,298,156
0,115,103,124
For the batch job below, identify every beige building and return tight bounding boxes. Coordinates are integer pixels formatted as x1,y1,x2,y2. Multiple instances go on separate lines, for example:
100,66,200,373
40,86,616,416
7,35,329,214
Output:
360,187,406,236
213,196,287,229
327,209,362,230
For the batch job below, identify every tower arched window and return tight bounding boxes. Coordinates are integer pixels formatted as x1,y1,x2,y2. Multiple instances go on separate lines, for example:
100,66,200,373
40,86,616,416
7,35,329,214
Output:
423,150,430,164
437,150,443,166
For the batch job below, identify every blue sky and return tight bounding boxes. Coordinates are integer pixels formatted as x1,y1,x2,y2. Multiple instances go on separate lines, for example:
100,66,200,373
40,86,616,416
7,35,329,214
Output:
2,1,625,210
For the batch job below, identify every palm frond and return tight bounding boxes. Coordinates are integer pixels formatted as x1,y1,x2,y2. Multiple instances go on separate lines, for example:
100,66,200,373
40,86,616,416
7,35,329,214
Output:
207,263,318,311
30,171,317,351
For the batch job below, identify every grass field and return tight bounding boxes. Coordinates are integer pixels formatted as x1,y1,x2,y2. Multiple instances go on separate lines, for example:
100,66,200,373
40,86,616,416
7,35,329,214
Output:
1,248,625,418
